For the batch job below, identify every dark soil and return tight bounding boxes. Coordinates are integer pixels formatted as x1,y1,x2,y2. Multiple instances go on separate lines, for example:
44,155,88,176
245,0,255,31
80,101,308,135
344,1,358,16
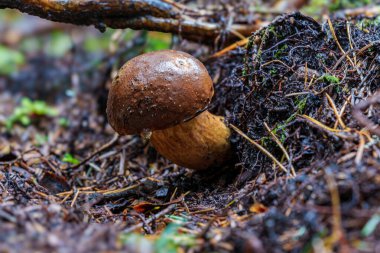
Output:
0,11,379,253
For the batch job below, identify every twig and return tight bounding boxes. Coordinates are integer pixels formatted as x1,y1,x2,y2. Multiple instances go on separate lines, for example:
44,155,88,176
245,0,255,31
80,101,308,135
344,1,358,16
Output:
209,37,250,59
123,204,177,233
333,95,351,129
263,122,296,177
70,189,80,207
325,93,346,129
324,167,344,249
300,115,348,134
355,134,365,166
326,16,354,67
134,212,154,234
230,124,290,176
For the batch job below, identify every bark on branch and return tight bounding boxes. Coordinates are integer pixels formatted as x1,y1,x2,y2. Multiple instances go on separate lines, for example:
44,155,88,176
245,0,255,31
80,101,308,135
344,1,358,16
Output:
0,0,258,42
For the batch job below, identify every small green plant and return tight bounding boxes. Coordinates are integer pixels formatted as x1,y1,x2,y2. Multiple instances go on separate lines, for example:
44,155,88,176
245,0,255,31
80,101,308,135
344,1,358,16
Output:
5,98,58,129
119,222,196,253
62,153,80,165
0,45,25,75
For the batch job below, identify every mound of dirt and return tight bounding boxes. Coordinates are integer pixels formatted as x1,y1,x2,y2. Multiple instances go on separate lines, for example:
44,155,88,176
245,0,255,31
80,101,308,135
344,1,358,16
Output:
209,12,380,252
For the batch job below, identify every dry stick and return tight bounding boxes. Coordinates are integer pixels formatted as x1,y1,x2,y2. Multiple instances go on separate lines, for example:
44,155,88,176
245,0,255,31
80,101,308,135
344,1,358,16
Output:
70,189,80,207
325,93,346,129
71,133,120,170
355,134,365,166
134,212,154,234
326,16,355,67
230,124,290,176
324,168,344,249
300,115,347,134
346,21,357,65
263,122,296,177
123,204,177,233
333,95,351,129
209,37,250,59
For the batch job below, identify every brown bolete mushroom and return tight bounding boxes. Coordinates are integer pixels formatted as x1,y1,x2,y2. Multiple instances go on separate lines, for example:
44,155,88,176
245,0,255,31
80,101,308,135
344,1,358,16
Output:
106,50,231,170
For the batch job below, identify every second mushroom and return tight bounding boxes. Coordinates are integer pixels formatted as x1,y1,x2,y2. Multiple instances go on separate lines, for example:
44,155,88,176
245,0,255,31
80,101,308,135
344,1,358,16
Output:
107,50,231,170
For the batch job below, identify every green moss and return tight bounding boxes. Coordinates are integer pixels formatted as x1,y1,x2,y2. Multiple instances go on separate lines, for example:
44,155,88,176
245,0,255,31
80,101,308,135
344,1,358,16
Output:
269,69,278,76
320,74,340,84
274,44,288,59
267,96,309,144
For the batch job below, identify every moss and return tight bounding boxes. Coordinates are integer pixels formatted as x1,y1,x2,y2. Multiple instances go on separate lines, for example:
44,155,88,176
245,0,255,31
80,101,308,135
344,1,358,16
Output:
320,74,340,84
269,68,278,76
274,44,288,59
267,96,309,144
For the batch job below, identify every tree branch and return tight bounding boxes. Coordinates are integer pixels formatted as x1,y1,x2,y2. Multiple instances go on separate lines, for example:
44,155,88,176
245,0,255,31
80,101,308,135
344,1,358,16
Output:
0,0,258,42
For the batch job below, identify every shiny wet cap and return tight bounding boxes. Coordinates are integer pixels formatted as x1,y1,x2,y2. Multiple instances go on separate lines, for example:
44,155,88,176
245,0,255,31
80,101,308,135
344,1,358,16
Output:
107,50,214,135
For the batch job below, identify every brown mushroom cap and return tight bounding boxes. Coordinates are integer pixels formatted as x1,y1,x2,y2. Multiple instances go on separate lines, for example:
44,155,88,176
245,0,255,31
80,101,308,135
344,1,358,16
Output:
107,50,214,135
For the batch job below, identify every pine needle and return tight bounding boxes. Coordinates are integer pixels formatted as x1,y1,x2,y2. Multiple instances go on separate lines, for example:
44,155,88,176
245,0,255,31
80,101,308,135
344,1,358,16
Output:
230,124,291,176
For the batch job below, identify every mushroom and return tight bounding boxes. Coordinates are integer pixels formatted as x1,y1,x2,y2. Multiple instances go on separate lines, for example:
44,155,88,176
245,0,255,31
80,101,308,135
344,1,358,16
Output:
106,50,231,170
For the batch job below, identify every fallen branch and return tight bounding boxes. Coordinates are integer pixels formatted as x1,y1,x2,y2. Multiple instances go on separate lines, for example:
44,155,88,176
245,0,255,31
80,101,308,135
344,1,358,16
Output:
0,0,258,42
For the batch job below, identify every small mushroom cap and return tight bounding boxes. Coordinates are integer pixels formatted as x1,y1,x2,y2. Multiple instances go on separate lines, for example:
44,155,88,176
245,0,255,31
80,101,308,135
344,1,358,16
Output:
107,50,214,135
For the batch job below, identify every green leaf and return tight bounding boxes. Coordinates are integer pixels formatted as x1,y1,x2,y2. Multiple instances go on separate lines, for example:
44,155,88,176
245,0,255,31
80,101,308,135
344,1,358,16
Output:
361,213,380,237
45,31,72,57
0,45,25,75
19,115,31,126
62,153,80,165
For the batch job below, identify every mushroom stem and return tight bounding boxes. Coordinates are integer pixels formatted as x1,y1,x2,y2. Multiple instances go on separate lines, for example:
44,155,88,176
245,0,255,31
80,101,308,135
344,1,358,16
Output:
150,111,231,170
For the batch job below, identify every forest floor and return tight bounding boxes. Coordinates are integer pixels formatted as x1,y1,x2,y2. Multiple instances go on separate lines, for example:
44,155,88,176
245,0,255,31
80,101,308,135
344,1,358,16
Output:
0,2,379,253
